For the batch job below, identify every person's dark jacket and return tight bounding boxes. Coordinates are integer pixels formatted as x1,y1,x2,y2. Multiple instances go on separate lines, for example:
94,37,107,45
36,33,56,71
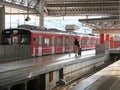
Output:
74,39,79,47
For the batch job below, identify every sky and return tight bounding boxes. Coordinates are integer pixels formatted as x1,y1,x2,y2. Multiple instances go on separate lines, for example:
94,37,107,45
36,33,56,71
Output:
5,15,97,34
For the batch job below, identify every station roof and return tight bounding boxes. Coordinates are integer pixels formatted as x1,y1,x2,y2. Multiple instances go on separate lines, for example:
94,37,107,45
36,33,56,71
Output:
1,0,120,29
1,0,119,16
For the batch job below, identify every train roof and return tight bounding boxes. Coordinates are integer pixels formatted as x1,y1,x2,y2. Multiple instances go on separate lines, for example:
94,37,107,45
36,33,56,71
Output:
3,24,98,37
18,24,47,30
17,24,74,36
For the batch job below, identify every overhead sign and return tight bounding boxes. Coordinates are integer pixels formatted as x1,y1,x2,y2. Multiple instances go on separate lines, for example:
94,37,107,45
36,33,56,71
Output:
93,29,120,34
65,24,79,31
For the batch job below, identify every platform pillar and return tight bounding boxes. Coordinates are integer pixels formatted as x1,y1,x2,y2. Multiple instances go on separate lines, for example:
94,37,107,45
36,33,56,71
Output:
105,34,110,48
100,34,104,44
110,35,114,49
106,34,109,41
39,0,44,27
0,5,5,31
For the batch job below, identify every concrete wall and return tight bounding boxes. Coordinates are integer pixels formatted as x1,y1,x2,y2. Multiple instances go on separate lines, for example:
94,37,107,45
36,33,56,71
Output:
63,55,106,83
46,71,59,90
63,62,94,82
0,45,32,62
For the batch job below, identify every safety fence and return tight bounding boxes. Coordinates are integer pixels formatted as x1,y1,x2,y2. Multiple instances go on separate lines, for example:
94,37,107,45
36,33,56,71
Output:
0,45,32,62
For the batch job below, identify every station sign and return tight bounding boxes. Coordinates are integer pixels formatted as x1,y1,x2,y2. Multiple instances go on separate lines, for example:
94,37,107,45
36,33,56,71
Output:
93,29,120,34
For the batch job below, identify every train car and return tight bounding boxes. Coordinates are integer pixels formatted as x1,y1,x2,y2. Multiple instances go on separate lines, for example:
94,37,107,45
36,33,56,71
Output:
1,25,99,57
77,34,99,50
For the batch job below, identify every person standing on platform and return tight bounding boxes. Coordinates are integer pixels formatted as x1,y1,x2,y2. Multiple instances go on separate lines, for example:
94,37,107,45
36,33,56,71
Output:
74,38,80,57
78,42,81,56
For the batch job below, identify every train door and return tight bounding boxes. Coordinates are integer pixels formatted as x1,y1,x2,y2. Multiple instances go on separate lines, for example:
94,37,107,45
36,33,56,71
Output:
11,35,20,45
33,37,37,57
38,36,42,56
62,37,65,53
52,37,55,54
71,37,74,51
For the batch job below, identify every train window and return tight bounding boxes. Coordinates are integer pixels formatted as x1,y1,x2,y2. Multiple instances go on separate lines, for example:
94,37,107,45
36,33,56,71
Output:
20,30,30,35
85,38,87,45
56,38,62,46
38,37,42,46
65,38,70,46
81,39,85,45
20,30,30,45
20,36,30,45
71,38,74,45
44,38,50,46
90,39,94,45
87,38,91,45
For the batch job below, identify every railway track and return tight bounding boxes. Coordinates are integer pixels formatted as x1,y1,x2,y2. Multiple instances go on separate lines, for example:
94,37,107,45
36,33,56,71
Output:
53,60,113,90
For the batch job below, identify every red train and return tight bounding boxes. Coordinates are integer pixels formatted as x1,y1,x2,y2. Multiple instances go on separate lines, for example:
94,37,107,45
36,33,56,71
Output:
1,25,99,57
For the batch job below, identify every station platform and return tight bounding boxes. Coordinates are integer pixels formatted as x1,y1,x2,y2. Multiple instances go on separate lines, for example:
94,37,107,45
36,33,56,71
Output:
0,50,95,73
71,58,120,90
0,50,98,88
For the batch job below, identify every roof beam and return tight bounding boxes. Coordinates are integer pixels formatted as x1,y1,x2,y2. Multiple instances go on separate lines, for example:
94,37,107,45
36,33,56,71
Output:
47,9,119,16
46,0,119,3
47,1,118,7
78,16,119,22
93,29,120,34
0,0,37,13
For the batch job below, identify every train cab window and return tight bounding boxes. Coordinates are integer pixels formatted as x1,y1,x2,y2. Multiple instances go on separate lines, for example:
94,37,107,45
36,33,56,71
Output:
20,30,30,45
2,30,11,36
21,36,30,45
44,38,50,46
2,30,11,45
2,36,11,45
12,36,19,45
2,29,30,45
20,30,30,35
